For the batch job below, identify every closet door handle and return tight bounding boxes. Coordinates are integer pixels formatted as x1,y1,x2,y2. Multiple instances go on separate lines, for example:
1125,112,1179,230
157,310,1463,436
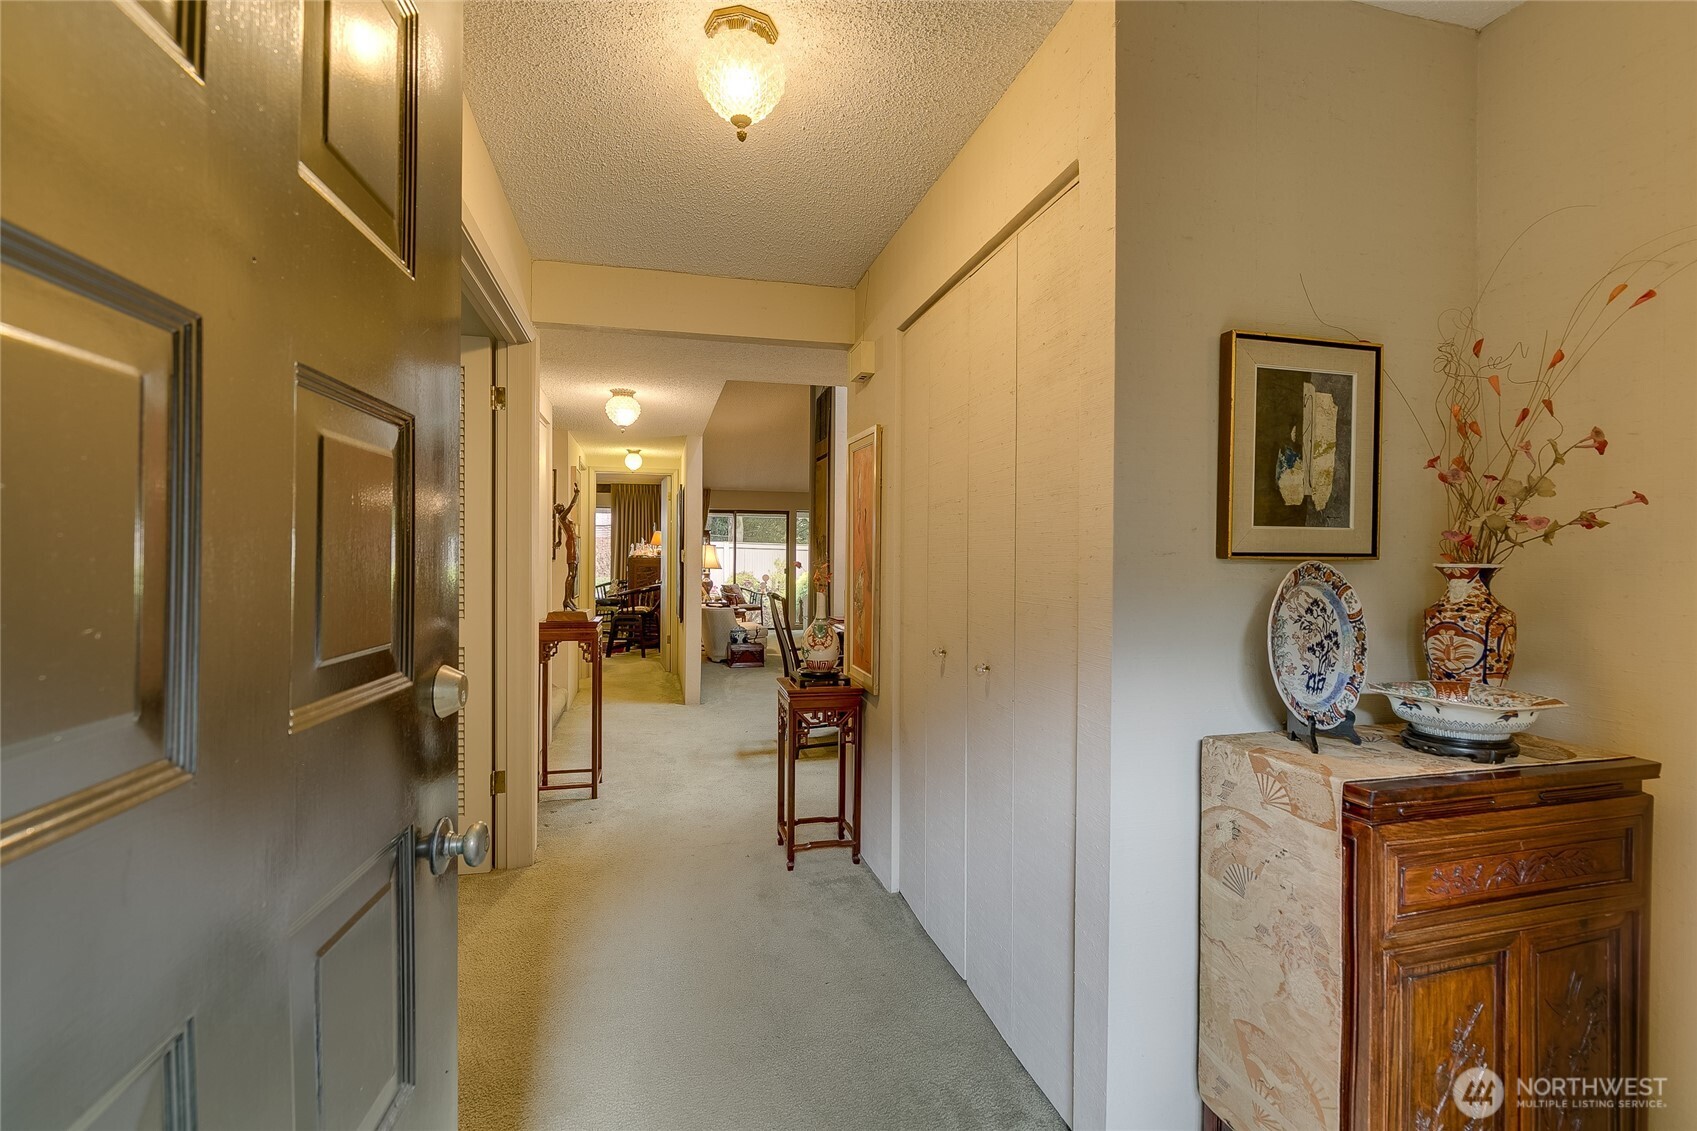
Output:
932,648,947,659
975,663,991,675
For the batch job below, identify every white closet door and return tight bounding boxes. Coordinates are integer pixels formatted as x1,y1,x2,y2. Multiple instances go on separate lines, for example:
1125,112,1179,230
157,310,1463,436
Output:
921,282,970,974
1010,185,1082,1117
896,300,936,912
963,242,1018,1035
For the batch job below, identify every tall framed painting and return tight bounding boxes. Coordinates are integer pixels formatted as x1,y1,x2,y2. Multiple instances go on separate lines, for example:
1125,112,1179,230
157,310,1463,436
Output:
1219,331,1382,559
845,424,881,693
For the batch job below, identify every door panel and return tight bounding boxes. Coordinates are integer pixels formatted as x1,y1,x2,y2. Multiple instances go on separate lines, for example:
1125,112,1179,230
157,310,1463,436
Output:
1,2,463,1127
289,365,416,731
287,835,414,1131
964,241,1018,1036
896,305,933,912
1010,187,1081,1114
1525,914,1637,1131
922,282,970,975
0,233,196,830
1387,937,1513,1131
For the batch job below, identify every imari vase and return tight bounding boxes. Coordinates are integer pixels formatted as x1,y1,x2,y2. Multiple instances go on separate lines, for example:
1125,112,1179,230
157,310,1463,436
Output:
1423,564,1517,685
802,617,840,672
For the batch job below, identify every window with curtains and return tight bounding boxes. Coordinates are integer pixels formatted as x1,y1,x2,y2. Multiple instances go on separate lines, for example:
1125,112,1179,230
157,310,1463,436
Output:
608,482,662,582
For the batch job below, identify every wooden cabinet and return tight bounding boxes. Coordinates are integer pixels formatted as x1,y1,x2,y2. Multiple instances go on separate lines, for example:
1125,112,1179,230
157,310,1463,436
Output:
626,552,660,590
1199,730,1656,1131
1346,766,1652,1131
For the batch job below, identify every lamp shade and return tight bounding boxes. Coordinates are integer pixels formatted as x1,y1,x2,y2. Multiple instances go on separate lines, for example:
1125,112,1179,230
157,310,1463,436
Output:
605,389,641,429
701,543,723,570
697,6,784,142
649,530,663,546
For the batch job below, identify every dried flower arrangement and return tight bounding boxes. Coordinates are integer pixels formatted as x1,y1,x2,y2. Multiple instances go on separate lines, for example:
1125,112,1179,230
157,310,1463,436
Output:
1409,228,1695,564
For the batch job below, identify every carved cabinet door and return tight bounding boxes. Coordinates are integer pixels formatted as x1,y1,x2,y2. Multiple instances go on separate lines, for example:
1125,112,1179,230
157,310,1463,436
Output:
1522,912,1641,1131
1383,933,1517,1131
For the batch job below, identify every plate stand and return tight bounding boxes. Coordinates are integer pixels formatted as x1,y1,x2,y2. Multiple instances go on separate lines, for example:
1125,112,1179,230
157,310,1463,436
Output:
1399,728,1519,764
1287,708,1363,755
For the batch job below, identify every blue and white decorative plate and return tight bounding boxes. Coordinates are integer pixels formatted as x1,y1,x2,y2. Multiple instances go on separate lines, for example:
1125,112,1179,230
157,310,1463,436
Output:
1267,561,1367,729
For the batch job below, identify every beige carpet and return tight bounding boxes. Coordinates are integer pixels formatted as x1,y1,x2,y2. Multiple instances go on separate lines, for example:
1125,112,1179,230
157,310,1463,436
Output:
458,650,1065,1131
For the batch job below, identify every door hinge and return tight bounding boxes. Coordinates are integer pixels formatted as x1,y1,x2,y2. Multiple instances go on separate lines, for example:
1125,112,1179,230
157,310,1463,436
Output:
490,769,507,795
490,385,508,410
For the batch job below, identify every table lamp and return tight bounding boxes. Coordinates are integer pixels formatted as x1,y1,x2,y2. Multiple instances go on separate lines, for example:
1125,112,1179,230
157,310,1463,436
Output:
701,543,722,601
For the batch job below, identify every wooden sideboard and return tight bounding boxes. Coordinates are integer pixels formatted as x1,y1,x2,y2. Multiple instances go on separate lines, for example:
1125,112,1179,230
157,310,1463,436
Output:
626,552,660,591
1199,727,1657,1131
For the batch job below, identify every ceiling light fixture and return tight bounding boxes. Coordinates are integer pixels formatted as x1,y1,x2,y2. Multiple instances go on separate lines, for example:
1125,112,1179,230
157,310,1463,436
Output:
624,449,644,471
697,5,784,143
605,388,641,430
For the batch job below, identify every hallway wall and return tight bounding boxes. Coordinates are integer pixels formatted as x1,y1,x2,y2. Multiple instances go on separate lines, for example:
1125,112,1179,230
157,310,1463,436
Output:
1474,5,1697,1119
1110,3,1475,1126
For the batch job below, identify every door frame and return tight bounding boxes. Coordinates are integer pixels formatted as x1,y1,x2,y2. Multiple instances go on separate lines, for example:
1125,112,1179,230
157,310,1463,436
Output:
459,220,539,870
458,335,496,873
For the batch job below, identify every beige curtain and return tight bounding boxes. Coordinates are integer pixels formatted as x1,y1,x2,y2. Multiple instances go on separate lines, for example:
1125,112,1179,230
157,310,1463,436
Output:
609,483,661,582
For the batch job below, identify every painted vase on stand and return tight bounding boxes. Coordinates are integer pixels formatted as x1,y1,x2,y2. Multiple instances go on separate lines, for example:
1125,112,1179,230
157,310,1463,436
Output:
801,617,840,673
1422,564,1517,685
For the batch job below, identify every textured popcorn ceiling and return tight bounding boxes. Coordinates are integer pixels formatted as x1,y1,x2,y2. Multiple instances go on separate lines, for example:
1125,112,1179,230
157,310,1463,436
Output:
543,327,842,464
465,0,1069,286
1359,0,1523,29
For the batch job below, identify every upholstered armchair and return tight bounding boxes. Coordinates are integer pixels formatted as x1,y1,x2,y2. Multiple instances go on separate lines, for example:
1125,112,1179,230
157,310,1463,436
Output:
702,602,766,662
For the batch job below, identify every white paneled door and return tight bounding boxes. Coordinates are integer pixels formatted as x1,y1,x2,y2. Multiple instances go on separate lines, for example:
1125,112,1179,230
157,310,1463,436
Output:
964,241,1018,1035
897,185,1083,1121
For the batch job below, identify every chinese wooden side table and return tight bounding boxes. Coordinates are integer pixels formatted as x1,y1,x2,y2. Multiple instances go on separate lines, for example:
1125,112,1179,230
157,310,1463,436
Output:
775,677,865,871
538,614,602,798
726,640,766,668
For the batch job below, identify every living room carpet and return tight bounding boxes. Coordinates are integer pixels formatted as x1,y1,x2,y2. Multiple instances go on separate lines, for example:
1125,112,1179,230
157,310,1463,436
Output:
457,651,1063,1130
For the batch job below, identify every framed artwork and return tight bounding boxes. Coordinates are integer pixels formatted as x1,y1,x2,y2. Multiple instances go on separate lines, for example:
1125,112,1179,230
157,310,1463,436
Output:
844,424,881,693
1219,331,1382,559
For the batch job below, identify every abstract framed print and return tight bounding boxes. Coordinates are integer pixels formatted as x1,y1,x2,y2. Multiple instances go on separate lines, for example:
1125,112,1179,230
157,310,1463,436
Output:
1219,331,1382,559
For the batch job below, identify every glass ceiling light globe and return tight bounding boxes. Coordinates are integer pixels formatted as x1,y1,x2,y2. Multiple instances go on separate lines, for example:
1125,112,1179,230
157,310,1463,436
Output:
697,6,784,142
604,388,641,430
624,449,644,471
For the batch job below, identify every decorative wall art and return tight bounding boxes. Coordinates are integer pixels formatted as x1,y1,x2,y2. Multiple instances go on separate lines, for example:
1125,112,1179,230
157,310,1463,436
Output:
1219,332,1382,559
844,425,881,693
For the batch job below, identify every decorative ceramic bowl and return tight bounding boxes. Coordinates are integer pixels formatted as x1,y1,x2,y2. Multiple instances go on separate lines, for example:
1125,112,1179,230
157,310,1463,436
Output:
1366,681,1567,741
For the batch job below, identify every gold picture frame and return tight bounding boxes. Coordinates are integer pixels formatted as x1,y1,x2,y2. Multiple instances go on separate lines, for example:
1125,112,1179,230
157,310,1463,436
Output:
844,424,881,693
1219,330,1383,559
